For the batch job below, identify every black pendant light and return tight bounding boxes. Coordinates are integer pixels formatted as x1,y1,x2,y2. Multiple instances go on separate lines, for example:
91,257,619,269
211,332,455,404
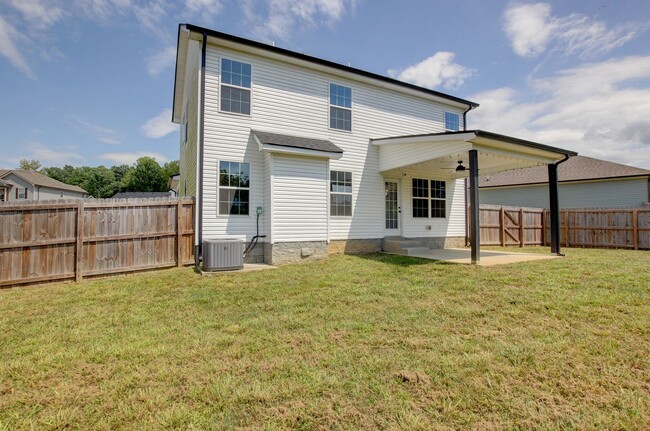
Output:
455,160,466,172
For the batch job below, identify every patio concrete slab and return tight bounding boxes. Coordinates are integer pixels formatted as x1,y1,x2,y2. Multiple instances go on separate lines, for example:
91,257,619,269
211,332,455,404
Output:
392,248,559,266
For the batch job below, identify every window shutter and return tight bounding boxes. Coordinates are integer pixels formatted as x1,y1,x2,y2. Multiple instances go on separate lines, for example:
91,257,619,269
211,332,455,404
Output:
25,189,28,199
15,188,18,198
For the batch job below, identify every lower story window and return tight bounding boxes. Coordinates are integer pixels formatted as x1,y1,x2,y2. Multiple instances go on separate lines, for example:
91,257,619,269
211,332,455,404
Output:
412,178,446,218
330,170,352,216
16,188,26,200
219,161,250,215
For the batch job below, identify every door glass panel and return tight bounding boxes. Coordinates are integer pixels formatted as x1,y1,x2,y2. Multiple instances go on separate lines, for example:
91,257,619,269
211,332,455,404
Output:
385,181,398,229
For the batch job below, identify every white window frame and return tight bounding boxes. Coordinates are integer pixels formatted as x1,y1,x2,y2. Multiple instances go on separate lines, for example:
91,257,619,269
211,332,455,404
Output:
411,178,446,219
329,170,353,217
328,82,352,132
17,187,26,200
444,111,460,132
219,58,252,117
217,160,251,216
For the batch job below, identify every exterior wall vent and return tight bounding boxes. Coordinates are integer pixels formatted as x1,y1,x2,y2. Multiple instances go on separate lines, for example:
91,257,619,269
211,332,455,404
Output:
202,239,244,271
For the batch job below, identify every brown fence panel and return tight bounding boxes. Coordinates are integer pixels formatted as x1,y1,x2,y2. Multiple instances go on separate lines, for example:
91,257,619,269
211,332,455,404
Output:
481,205,650,250
0,198,195,287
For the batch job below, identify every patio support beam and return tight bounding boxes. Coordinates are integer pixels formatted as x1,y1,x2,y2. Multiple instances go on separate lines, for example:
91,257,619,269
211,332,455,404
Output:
468,149,480,264
548,161,562,255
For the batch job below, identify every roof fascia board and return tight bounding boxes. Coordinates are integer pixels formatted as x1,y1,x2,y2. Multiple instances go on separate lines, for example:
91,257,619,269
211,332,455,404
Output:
471,142,565,164
471,130,577,157
258,143,343,159
184,25,478,110
372,132,476,146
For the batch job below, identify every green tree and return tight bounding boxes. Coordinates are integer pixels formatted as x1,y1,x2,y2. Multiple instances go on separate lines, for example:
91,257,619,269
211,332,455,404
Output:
18,159,41,171
124,157,167,192
163,160,180,178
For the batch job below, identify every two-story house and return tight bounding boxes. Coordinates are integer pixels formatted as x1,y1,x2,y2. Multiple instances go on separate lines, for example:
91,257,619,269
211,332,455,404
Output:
172,24,576,266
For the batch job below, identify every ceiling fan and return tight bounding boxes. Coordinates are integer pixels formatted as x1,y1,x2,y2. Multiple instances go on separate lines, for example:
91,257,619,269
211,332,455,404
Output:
441,160,466,172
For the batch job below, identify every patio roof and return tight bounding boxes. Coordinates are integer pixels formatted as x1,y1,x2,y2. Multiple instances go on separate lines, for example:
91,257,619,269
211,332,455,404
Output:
371,130,577,176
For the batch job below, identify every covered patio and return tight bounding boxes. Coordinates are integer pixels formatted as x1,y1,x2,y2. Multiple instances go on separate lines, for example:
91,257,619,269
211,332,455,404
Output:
372,130,578,264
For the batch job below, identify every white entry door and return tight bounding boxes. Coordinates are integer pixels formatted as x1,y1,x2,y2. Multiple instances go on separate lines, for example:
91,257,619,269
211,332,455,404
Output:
384,180,401,236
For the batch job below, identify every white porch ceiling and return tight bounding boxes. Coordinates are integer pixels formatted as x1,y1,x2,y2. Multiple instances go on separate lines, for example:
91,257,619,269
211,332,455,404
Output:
372,130,577,177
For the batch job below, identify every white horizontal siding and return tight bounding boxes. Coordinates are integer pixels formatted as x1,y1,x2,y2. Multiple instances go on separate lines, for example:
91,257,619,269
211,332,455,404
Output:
272,155,328,242
480,177,650,209
200,43,468,242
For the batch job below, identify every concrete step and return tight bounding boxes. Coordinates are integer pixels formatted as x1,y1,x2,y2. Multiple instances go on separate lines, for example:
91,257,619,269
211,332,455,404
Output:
382,238,428,254
403,247,432,256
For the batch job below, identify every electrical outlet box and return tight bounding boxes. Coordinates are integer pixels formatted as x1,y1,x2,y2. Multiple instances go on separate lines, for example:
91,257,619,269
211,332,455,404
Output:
256,206,263,215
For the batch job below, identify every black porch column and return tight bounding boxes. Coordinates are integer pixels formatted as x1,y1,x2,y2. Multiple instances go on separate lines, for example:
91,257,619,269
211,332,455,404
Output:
468,149,480,264
548,162,561,255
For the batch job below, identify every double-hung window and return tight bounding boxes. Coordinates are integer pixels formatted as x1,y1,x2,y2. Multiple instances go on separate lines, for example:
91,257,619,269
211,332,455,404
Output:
445,112,460,131
412,179,446,218
219,161,250,215
330,170,352,216
220,58,251,115
329,83,352,131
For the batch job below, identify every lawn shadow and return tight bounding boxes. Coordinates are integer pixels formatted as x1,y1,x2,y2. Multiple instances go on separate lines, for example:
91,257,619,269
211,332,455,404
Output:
351,252,457,267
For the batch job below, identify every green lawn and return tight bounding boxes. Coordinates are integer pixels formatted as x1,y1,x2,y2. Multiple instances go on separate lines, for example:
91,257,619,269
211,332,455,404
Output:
1,247,649,430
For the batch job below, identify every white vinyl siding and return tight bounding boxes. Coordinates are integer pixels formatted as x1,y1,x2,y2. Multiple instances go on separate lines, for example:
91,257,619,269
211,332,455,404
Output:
199,43,467,242
179,39,200,198
480,177,650,209
272,155,328,242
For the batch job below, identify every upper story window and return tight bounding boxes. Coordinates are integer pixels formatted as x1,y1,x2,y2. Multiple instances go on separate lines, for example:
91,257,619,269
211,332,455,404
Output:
219,161,250,215
220,58,251,115
16,187,27,200
412,179,446,218
445,112,460,131
329,83,352,131
330,170,352,216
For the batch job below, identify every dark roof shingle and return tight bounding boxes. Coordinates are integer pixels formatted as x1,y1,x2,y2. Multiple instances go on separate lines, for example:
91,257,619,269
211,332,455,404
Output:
252,130,343,154
480,156,650,188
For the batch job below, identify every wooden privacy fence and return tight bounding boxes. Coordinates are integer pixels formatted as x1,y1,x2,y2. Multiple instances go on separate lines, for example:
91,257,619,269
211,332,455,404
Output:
479,205,650,250
0,198,194,287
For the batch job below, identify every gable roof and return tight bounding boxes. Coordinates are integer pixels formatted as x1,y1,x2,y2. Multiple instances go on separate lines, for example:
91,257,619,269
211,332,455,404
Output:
479,156,650,188
0,170,88,194
173,24,479,123
0,178,10,188
252,130,343,154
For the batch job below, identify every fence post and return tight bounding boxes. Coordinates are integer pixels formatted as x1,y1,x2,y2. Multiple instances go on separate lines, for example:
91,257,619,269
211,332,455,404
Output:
564,209,570,247
75,201,84,282
519,208,525,247
500,207,505,246
633,209,639,250
177,199,183,267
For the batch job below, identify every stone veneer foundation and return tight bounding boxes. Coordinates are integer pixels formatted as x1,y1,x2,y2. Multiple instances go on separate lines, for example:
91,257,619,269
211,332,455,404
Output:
328,239,382,255
263,241,329,265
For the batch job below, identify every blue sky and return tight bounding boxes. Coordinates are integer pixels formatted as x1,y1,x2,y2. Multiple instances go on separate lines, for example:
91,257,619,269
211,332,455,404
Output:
1,0,650,168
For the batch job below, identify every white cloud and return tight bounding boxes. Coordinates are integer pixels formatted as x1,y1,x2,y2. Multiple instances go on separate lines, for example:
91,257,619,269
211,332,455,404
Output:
99,151,170,165
241,0,356,41
146,45,176,75
0,15,36,79
503,2,646,58
72,117,121,145
8,0,67,29
468,56,650,168
22,142,83,165
140,108,177,138
185,0,223,20
388,52,475,90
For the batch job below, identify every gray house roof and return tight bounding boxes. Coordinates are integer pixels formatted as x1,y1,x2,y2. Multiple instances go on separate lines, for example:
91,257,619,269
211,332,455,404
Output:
252,130,344,154
0,178,10,188
0,170,87,194
480,156,650,188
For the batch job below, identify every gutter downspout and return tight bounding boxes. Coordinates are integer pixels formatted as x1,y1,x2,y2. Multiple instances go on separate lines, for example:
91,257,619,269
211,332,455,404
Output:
463,104,473,247
194,31,207,268
548,154,570,256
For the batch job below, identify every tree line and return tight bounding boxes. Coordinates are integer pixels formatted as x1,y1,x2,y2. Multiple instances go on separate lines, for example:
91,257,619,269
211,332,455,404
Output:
18,157,179,199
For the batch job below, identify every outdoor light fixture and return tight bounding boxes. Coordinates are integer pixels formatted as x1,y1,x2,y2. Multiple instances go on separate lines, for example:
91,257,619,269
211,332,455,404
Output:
455,161,466,172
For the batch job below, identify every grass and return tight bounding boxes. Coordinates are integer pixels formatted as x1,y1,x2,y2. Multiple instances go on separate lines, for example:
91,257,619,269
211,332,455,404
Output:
1,247,649,430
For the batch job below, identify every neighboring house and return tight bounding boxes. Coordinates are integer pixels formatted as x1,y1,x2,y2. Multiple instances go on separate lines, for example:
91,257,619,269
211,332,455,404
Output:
172,24,576,265
479,156,650,209
112,191,175,199
0,179,10,202
0,170,88,201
